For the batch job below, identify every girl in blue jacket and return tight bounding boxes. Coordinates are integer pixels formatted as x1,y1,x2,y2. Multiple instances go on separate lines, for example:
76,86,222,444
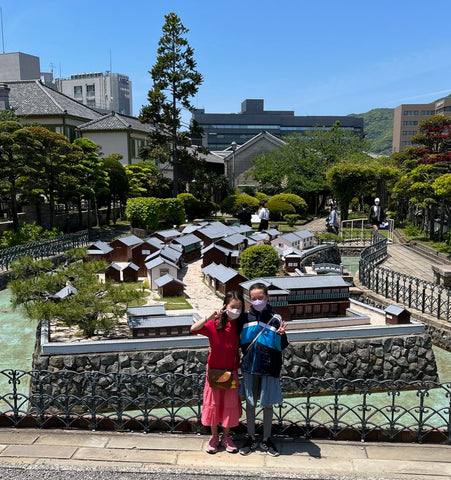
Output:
239,282,288,457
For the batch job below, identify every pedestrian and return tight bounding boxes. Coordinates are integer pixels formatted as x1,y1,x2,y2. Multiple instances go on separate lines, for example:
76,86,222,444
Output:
237,202,252,227
239,282,288,457
257,202,270,232
368,197,385,232
190,291,245,454
327,203,339,234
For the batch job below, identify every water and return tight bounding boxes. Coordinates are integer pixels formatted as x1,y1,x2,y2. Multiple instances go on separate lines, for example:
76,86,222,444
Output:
341,256,360,276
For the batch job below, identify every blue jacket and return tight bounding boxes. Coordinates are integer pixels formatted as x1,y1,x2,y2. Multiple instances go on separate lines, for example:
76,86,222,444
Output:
240,304,289,378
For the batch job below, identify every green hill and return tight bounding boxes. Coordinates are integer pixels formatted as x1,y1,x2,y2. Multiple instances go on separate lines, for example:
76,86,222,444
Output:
348,108,394,156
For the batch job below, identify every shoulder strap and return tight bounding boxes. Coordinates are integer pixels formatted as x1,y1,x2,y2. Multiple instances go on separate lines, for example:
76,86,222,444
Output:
244,315,275,355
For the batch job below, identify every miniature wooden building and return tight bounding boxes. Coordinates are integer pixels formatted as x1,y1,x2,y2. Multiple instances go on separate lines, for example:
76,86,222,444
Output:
385,305,411,324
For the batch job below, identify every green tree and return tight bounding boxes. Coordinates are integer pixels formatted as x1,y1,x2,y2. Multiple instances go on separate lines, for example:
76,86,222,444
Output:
240,244,280,279
125,160,169,198
251,123,368,212
0,121,37,231
9,253,147,337
99,154,130,224
139,12,203,197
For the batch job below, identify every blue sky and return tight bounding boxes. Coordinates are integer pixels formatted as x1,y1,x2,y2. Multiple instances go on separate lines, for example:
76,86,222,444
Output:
2,0,451,125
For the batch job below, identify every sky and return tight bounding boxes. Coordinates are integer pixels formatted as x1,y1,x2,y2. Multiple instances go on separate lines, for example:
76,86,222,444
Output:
2,0,451,127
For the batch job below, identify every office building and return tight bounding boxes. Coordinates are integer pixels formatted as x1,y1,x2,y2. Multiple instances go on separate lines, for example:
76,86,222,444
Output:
55,71,133,115
392,98,451,153
192,99,364,150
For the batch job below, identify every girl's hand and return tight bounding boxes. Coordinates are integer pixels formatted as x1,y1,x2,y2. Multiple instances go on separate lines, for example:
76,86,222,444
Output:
276,321,287,335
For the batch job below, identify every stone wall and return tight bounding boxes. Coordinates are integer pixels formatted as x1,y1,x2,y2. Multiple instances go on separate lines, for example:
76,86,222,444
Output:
33,333,439,399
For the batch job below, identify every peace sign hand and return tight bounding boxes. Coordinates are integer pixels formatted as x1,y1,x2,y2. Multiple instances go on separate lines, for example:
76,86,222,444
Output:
276,321,288,335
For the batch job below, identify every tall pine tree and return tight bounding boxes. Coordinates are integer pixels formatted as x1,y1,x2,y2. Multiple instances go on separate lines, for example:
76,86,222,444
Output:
140,12,203,197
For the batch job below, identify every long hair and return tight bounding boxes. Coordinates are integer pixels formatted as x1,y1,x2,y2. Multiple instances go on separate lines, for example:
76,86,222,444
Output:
216,290,245,335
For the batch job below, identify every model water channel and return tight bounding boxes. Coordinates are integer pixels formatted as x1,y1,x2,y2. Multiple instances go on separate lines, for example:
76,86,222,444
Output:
1,287,450,427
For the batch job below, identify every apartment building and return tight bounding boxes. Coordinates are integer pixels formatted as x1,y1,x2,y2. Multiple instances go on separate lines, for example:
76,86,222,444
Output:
392,98,451,152
55,71,133,115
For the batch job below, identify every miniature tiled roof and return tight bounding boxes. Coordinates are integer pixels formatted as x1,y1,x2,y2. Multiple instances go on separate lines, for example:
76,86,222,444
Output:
282,246,304,257
230,225,253,235
293,229,314,239
172,233,202,247
202,262,241,283
128,313,199,329
154,274,185,288
145,245,182,264
263,228,280,237
385,305,407,315
145,256,179,271
127,305,166,317
7,80,102,120
181,225,201,235
276,232,301,244
240,275,349,291
55,285,78,299
87,241,113,254
201,243,232,256
249,232,267,242
155,229,182,239
112,234,143,247
78,111,155,132
220,233,247,247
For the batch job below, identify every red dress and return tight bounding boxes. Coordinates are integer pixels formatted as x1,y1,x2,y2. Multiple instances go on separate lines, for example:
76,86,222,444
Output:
197,319,242,428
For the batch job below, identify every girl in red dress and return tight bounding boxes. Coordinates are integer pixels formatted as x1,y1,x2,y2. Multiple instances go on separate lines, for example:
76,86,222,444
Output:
190,291,244,454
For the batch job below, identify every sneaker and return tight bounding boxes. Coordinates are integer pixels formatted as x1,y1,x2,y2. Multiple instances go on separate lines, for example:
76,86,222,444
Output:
239,435,258,455
206,434,219,454
221,434,238,453
260,438,279,457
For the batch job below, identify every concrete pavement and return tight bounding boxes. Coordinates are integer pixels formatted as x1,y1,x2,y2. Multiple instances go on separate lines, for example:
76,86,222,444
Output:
0,428,450,480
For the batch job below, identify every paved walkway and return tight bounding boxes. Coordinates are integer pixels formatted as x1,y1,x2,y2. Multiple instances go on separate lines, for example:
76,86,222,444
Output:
0,428,450,480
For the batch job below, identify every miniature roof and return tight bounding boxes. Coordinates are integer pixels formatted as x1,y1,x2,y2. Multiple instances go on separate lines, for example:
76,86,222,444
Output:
240,275,349,291
263,228,280,237
145,245,182,264
230,225,253,235
86,241,113,254
145,256,179,271
128,313,199,329
127,305,166,317
202,262,241,283
155,229,182,239
154,274,185,288
201,243,232,256
55,285,78,299
293,229,314,239
278,232,303,243
172,233,202,247
385,305,408,315
112,234,143,247
7,80,101,120
219,233,248,246
249,232,267,242
181,225,202,235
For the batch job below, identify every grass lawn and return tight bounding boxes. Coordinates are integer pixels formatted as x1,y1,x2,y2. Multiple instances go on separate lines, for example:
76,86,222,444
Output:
398,229,451,255
156,296,193,310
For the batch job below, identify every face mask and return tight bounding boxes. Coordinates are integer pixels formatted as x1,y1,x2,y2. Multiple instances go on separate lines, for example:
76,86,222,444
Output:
226,308,241,320
251,299,267,312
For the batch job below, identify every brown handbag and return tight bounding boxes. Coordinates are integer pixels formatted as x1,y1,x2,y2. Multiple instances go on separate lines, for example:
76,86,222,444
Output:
207,368,233,390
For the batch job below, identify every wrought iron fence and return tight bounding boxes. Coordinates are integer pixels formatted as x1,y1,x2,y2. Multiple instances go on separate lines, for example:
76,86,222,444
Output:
0,230,89,270
1,369,450,443
359,233,451,322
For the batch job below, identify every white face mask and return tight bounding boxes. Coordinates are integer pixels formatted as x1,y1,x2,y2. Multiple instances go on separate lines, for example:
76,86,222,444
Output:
226,308,241,319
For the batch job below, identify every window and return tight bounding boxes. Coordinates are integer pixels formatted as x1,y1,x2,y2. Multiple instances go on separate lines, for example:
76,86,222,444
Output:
86,99,96,107
402,131,417,136
402,141,412,146
86,84,95,97
421,110,434,116
404,110,418,116
403,121,418,125
74,85,82,98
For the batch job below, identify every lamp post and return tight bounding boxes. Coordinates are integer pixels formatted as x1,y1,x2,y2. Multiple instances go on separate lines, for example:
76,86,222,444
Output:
231,141,237,189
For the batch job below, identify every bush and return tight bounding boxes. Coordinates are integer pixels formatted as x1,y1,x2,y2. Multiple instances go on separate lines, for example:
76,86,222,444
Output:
220,194,259,216
270,194,307,216
161,198,185,226
350,197,360,212
283,214,300,227
178,193,215,220
404,221,422,237
240,244,280,279
266,200,295,220
0,222,60,248
255,192,270,204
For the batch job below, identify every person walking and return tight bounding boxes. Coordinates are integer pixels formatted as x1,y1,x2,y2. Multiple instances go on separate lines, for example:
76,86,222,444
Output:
239,282,288,457
257,202,270,232
237,203,252,227
368,197,385,232
190,291,245,454
328,203,339,234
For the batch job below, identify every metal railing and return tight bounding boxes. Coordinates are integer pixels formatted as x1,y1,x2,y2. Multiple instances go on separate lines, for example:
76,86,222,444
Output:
1,370,450,443
359,233,451,322
0,231,89,270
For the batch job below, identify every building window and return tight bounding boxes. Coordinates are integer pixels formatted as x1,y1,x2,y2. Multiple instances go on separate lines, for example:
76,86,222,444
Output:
74,86,82,99
402,131,417,136
404,110,418,116
86,99,96,107
421,110,434,115
86,84,95,97
402,141,412,146
403,121,418,126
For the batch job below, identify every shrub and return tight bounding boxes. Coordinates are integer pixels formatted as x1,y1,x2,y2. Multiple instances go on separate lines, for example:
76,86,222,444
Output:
404,221,422,237
270,194,307,216
0,222,60,248
125,197,162,230
266,200,295,220
350,197,360,212
255,192,270,204
283,214,300,227
220,194,259,216
240,244,280,278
